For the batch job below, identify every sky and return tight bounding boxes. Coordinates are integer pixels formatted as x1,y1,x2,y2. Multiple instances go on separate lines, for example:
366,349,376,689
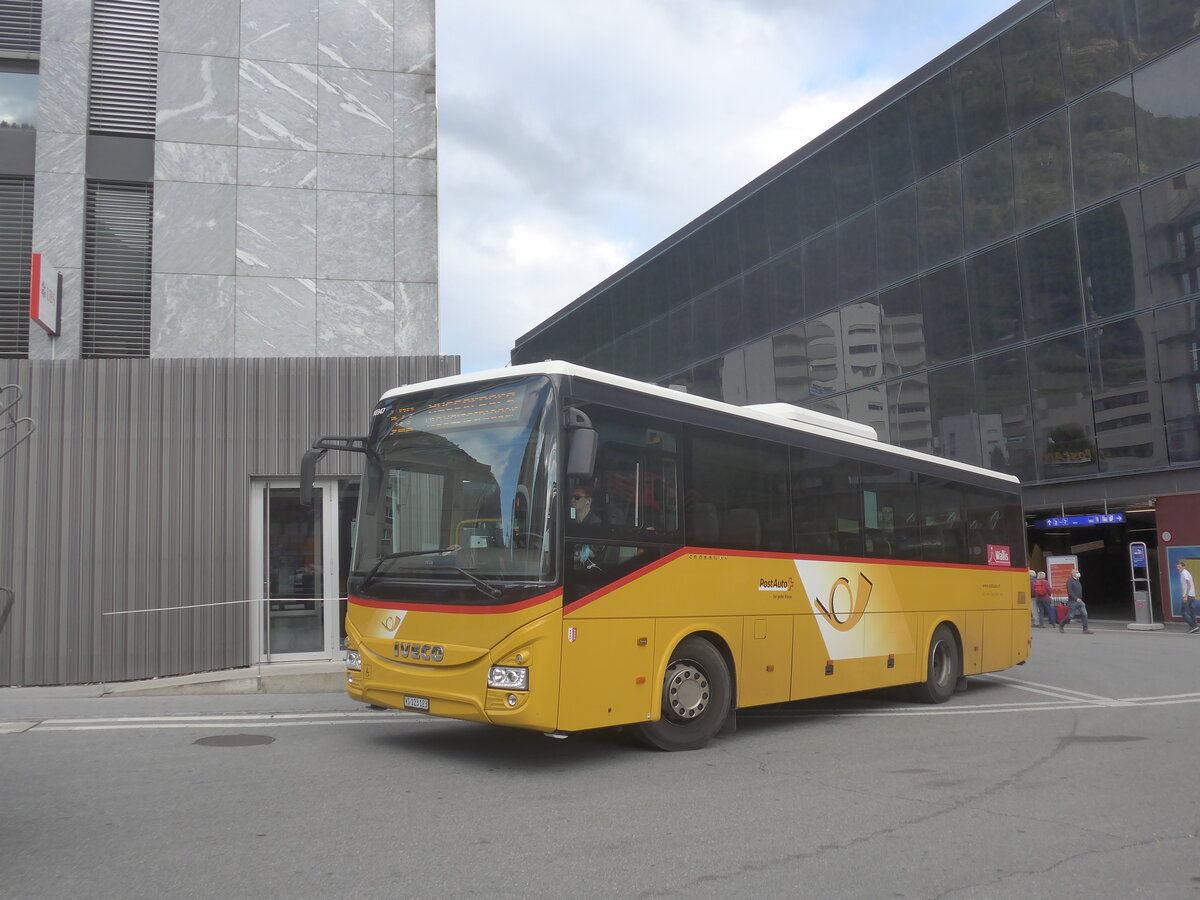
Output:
435,0,1019,375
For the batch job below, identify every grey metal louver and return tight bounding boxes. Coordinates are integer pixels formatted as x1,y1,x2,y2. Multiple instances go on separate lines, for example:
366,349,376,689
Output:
0,0,42,55
82,181,152,358
88,0,159,137
0,176,33,358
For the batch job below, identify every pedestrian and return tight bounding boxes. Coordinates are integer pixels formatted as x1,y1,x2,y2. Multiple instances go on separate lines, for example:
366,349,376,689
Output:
1178,561,1198,634
1029,570,1038,625
1060,569,1094,634
1032,571,1053,628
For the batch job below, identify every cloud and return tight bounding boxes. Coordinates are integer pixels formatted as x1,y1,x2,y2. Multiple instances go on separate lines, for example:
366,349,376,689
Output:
439,213,631,371
436,1,1017,373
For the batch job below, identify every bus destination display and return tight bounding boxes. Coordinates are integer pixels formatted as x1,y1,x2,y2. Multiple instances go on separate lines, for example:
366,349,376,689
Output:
388,389,526,435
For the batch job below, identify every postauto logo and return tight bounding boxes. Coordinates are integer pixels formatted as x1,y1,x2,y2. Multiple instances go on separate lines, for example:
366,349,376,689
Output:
758,576,795,592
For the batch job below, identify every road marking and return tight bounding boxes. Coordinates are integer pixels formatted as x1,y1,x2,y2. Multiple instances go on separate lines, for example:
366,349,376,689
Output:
976,673,1128,704
744,680,1200,721
1108,696,1200,710
7,686,1200,735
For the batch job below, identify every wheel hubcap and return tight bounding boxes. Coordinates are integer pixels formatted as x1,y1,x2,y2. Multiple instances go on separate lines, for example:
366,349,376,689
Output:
664,661,710,720
931,640,951,687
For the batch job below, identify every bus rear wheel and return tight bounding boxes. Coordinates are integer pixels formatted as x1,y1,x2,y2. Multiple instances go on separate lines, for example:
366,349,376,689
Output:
910,624,961,704
637,637,731,751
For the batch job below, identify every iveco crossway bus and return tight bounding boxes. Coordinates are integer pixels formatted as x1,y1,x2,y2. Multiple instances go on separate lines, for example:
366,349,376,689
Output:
301,362,1029,750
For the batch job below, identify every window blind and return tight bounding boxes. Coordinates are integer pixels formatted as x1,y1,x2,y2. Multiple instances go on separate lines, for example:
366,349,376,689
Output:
88,0,159,137
0,175,33,358
0,0,42,55
82,180,153,358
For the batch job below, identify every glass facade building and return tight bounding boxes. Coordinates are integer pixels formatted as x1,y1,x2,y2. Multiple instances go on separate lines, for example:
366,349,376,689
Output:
513,0,1200,618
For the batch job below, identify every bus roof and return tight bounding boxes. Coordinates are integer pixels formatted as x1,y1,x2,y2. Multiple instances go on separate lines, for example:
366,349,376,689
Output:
380,361,1020,487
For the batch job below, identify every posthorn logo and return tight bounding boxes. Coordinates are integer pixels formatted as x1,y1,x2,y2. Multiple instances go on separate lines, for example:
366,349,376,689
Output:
813,572,873,632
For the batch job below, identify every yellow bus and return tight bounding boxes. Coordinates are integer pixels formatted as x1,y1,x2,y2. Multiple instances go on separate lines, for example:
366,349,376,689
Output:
303,362,1030,750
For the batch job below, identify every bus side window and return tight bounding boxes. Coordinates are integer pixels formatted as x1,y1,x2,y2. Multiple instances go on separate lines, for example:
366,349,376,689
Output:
918,475,966,564
598,453,638,528
568,404,682,540
689,501,719,545
791,448,860,557
688,428,787,552
590,443,682,538
964,487,1023,566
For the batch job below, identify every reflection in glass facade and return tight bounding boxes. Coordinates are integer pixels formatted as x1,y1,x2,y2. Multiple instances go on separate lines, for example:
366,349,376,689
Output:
514,0,1200,496
0,72,37,129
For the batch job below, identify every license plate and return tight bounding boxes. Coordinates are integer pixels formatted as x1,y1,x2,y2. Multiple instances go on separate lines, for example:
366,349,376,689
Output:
403,695,430,711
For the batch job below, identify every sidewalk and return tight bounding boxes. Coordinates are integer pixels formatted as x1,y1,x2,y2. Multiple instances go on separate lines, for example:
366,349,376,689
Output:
1031,617,1194,635
0,660,346,700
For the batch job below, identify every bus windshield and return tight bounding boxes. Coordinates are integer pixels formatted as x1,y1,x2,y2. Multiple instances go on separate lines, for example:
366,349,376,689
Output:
350,376,558,598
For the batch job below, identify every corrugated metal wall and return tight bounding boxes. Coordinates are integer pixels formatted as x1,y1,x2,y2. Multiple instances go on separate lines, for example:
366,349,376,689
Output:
0,355,459,686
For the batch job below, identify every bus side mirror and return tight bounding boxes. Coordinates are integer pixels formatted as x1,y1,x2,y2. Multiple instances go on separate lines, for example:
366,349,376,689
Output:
299,447,327,507
567,428,596,477
565,408,596,477
299,435,369,506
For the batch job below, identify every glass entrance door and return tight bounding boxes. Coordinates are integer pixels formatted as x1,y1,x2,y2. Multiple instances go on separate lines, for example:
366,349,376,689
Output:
251,479,358,662
264,484,326,655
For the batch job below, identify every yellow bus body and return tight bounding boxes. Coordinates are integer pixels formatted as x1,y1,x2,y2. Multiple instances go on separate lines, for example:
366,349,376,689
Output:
346,549,1030,735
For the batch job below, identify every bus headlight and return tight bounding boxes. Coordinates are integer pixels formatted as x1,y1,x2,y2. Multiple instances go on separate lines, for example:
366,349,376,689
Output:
346,649,362,671
488,666,528,691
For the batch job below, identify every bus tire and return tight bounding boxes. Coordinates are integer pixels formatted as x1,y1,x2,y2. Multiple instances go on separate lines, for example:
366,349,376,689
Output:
910,624,960,704
637,637,731,751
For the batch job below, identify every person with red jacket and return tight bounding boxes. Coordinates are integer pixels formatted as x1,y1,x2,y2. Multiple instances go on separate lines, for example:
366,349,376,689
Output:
1032,571,1053,628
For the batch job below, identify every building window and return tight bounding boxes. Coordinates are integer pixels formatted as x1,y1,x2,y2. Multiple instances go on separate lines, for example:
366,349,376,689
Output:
0,67,37,129
0,174,32,358
0,0,41,135
82,181,152,358
88,0,159,137
0,1,42,55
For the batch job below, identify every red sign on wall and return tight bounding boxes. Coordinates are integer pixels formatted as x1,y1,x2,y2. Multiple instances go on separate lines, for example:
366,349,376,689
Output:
29,253,61,335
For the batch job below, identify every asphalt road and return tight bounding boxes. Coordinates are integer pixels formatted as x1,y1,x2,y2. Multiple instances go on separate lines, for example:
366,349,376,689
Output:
3,625,1199,899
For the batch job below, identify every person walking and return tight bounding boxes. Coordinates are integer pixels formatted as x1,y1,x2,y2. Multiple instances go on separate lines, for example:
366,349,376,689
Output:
1061,569,1094,634
1033,571,1053,628
1029,570,1040,626
1178,561,1198,634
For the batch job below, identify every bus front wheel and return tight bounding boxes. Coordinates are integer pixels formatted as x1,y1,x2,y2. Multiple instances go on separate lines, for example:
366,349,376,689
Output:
910,624,961,704
637,637,731,751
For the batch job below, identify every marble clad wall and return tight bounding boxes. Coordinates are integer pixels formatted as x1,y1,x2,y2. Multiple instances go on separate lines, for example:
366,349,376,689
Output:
151,0,439,358
27,0,92,360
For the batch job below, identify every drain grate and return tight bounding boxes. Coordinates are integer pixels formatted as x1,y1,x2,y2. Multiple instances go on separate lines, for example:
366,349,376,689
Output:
193,733,276,747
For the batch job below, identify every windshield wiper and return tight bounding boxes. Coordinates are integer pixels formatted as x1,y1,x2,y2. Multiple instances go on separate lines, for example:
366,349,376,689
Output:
358,545,461,589
450,566,503,600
